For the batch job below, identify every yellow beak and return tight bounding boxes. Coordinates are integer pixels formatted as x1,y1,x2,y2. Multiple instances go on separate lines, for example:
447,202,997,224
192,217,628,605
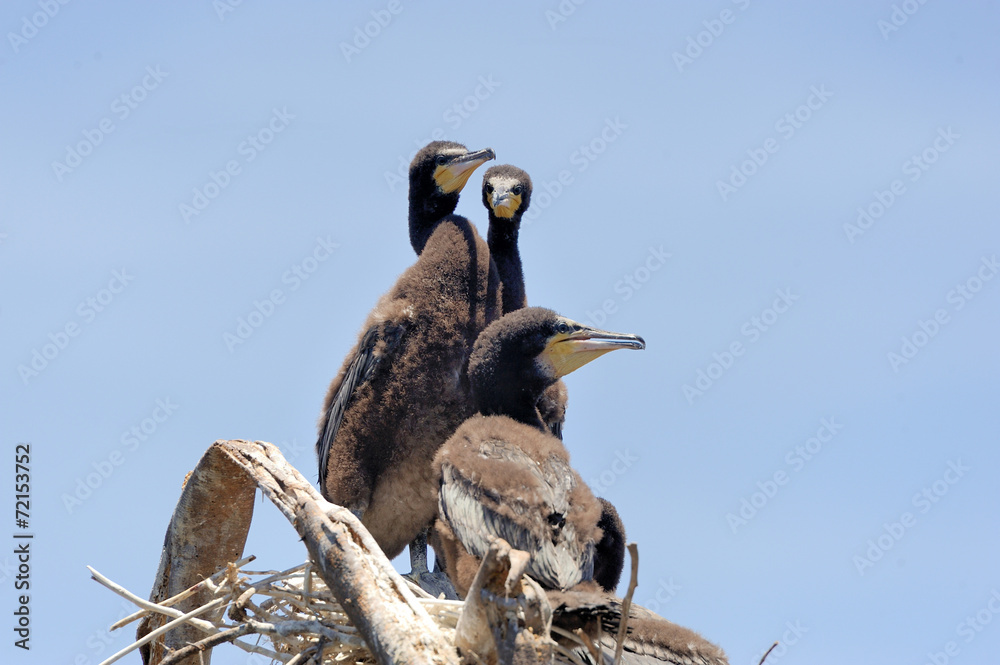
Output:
433,147,496,194
541,317,645,378
491,189,523,219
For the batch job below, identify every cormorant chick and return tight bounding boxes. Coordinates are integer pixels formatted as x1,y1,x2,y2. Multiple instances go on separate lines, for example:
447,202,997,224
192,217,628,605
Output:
433,308,728,664
482,165,627,593
409,141,495,254
316,143,498,576
432,307,644,595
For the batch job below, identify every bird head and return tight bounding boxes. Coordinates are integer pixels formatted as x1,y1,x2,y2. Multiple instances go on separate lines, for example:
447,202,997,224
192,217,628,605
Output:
410,141,496,196
469,308,644,424
482,164,533,223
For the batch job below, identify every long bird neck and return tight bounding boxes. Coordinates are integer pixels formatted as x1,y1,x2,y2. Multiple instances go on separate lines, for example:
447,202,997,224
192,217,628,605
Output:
487,217,527,312
409,192,458,254
474,368,549,432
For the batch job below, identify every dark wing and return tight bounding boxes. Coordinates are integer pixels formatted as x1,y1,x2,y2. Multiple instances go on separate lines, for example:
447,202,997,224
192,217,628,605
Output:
438,438,593,590
316,323,405,489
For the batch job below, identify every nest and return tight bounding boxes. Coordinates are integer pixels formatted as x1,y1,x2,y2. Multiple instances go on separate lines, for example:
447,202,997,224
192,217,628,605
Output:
90,440,629,665
93,555,620,665
91,557,477,665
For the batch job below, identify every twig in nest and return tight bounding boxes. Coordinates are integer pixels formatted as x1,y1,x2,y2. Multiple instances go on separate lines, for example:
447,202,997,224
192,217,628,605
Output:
228,586,258,622
107,555,255,630
758,641,779,665
574,627,601,663
285,644,322,665
89,566,221,635
613,542,640,665
158,624,254,665
97,597,227,665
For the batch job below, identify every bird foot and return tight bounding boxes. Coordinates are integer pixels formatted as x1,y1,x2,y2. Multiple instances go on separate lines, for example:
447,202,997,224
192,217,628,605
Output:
405,568,460,600
405,530,459,598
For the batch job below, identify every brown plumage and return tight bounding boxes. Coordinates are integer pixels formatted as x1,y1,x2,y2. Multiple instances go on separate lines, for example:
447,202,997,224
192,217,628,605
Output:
432,308,727,664
540,589,728,664
435,413,603,596
410,141,496,254
482,165,570,440
483,165,627,593
316,143,498,560
432,307,644,594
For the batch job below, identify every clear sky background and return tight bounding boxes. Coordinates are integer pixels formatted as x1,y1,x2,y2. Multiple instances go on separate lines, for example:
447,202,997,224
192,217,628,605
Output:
3,2,999,664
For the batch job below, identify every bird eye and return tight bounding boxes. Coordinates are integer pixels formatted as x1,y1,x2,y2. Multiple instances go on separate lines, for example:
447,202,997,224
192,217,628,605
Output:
485,183,493,193
512,185,523,195
556,322,569,334
435,155,448,166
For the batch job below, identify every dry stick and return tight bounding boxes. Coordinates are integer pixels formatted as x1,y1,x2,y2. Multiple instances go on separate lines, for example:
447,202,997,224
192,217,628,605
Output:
93,564,290,664
546,628,590,665
574,628,602,663
162,616,371,665
223,637,287,662
613,543,640,665
110,555,257,630
97,597,227,665
285,646,322,665
758,641,779,665
248,561,310,588
88,566,219,635
158,624,256,665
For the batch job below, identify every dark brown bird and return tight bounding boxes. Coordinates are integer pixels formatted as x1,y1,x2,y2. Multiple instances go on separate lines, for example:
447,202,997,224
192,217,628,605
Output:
482,165,627,593
432,307,644,596
432,307,728,664
316,143,498,574
481,165,572,437
409,141,496,254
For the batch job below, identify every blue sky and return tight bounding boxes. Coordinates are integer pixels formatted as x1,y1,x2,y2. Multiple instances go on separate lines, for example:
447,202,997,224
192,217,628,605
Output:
3,2,999,664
